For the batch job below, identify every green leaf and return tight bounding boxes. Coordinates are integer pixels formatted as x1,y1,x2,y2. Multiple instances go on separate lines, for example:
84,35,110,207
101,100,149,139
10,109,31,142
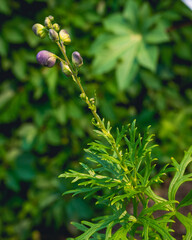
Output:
137,43,159,72
0,88,15,109
145,22,170,44
116,45,139,90
111,189,140,205
12,51,27,80
0,36,8,56
92,35,138,75
175,212,192,240
103,13,132,35
123,0,138,26
111,226,129,240
177,189,192,209
140,216,175,240
44,67,58,97
54,104,67,124
140,201,176,217
168,146,192,203
75,215,117,240
0,0,11,14
89,34,113,55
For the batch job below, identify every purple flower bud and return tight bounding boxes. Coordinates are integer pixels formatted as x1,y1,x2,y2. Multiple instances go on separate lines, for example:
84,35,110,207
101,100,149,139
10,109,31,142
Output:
36,50,56,68
60,62,72,77
59,29,71,45
72,51,83,67
32,23,46,39
49,29,59,41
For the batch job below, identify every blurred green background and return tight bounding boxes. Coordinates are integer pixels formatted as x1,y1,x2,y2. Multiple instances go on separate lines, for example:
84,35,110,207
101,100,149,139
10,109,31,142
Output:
0,0,192,239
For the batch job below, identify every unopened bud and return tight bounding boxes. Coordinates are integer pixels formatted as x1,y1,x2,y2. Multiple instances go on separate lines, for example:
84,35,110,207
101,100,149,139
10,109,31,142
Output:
49,29,59,41
72,51,83,67
36,50,56,68
53,23,60,32
45,17,53,28
59,29,71,45
32,23,46,39
60,62,72,77
80,93,86,100
48,15,54,21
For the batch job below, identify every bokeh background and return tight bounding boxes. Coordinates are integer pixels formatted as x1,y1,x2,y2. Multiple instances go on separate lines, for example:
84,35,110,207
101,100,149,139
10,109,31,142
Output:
1,0,192,239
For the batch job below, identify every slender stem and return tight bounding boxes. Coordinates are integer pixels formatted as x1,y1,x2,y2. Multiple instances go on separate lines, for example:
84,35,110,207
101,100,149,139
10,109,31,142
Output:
57,42,123,162
57,41,76,76
56,41,132,183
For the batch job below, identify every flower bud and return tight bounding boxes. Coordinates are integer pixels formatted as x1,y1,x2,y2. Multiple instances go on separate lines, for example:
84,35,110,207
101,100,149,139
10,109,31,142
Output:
80,93,86,100
48,15,54,21
44,17,52,28
59,29,71,45
72,51,83,67
53,23,60,32
60,62,72,77
32,23,46,39
36,50,56,68
49,29,59,41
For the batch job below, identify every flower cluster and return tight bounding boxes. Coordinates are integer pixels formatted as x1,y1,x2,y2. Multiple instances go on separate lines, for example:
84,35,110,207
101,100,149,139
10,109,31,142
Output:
32,15,83,74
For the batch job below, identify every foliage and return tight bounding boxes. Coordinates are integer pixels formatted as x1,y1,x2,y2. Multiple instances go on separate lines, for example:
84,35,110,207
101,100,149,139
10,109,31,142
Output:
34,15,192,239
1,0,192,239
91,0,170,90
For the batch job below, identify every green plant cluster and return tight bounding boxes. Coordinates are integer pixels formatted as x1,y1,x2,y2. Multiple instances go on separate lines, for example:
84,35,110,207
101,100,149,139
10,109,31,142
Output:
32,14,192,239
1,0,192,239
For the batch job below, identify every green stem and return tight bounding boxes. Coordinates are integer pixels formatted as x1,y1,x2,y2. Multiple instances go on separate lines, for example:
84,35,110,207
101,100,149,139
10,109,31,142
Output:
57,41,131,178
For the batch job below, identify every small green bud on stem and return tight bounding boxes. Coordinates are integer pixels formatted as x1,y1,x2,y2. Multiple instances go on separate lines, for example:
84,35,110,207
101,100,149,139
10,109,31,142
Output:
32,23,46,39
60,62,72,77
59,29,71,45
80,93,86,100
45,16,52,28
53,23,60,32
48,15,54,21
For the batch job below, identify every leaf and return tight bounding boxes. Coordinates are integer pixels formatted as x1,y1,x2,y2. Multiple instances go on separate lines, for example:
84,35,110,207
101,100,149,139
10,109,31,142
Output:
111,226,129,240
123,0,138,26
92,35,138,75
145,22,170,44
54,103,67,124
111,189,140,205
116,44,140,90
72,222,88,232
168,146,192,203
0,36,8,56
89,34,113,55
140,201,176,217
116,124,130,145
75,215,117,240
175,212,192,240
12,51,27,80
44,67,58,97
177,189,192,209
85,149,119,176
0,88,15,109
137,43,159,72
103,13,132,35
0,0,11,14
140,216,175,240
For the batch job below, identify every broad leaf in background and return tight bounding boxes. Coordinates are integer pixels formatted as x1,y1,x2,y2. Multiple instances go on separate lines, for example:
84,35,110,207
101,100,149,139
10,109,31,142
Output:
90,0,169,90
